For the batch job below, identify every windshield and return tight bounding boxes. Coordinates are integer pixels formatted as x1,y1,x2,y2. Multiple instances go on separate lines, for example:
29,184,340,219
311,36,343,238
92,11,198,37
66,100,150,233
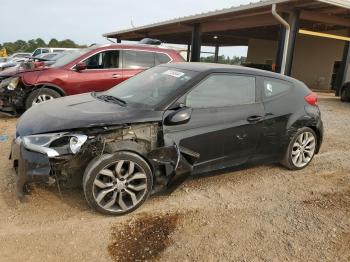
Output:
103,66,198,108
50,49,89,67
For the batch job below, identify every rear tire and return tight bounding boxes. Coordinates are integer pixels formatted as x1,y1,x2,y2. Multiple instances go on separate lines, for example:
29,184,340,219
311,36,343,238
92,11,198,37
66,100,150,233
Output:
25,88,61,109
340,87,350,102
281,127,318,170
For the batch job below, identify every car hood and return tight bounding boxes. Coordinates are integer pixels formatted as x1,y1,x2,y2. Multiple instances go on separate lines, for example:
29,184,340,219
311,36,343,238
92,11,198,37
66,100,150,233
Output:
0,66,49,79
16,93,163,136
0,67,19,78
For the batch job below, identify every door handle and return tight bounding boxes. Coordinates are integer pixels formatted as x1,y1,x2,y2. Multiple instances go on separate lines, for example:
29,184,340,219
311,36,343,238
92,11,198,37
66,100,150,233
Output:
112,74,121,78
247,115,263,123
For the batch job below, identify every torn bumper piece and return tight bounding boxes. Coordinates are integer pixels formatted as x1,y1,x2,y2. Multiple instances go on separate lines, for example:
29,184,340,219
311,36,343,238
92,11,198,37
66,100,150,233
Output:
148,144,200,190
10,137,51,199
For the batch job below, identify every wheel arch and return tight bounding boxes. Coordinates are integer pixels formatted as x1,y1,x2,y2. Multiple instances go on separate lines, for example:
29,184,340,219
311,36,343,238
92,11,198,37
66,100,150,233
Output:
286,116,321,153
104,140,156,177
33,83,66,97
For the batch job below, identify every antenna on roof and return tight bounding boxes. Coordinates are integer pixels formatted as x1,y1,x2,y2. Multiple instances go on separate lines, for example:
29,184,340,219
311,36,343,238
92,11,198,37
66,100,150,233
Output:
131,19,135,28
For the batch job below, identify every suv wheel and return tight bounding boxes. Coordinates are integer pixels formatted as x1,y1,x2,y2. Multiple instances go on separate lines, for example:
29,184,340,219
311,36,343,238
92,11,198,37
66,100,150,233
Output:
281,127,318,170
83,152,153,215
340,86,350,102
25,88,61,109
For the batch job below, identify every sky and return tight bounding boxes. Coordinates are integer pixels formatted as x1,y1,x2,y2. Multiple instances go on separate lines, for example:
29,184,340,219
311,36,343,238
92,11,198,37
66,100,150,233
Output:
1,0,260,57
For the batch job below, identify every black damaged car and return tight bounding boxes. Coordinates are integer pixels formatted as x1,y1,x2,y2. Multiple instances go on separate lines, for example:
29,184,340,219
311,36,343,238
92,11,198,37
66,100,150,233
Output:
10,63,323,215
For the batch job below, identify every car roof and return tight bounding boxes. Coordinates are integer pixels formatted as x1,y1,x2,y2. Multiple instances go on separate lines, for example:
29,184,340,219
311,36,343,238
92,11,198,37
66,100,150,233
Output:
160,62,298,82
88,43,178,52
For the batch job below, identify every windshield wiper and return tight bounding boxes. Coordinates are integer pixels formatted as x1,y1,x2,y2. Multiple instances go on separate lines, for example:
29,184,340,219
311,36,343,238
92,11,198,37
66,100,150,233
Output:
96,94,127,106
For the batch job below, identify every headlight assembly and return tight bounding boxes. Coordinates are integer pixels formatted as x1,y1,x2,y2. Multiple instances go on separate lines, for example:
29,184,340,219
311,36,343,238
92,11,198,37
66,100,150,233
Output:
0,77,20,90
22,133,87,158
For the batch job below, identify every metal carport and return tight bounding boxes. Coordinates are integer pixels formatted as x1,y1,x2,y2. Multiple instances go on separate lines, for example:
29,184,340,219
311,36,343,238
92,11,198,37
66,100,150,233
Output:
103,0,350,93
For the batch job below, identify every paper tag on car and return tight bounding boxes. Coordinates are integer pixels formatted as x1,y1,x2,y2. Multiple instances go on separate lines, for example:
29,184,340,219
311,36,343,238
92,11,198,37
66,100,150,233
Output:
163,70,185,78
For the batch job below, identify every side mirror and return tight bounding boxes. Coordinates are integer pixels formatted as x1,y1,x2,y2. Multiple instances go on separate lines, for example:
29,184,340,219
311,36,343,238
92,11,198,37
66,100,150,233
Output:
165,107,192,126
75,62,87,71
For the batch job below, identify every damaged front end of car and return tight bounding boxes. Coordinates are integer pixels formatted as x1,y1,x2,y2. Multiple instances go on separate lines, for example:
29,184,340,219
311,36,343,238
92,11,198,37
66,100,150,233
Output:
11,122,200,199
0,76,27,115
10,131,90,198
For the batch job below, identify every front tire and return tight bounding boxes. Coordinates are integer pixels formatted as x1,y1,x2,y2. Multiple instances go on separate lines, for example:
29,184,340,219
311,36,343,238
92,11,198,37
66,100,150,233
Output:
281,127,317,170
83,152,153,215
25,88,61,109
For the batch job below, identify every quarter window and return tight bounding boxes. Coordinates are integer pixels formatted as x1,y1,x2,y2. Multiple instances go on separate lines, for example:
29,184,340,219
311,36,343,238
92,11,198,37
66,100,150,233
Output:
123,50,155,69
263,78,291,97
186,74,256,108
82,50,120,69
155,53,171,65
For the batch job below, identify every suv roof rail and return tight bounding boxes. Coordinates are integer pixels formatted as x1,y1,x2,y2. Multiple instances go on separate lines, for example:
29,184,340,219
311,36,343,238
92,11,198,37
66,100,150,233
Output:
92,42,174,50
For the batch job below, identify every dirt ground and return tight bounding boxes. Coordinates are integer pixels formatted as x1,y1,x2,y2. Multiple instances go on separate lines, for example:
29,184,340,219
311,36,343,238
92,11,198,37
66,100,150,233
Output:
0,93,349,262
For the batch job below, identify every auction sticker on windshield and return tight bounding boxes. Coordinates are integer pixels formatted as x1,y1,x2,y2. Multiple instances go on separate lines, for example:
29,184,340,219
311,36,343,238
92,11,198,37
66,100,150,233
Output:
163,70,185,78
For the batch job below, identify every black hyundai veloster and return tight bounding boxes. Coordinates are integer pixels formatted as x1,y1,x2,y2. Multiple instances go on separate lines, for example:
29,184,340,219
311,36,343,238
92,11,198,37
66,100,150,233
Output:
11,63,323,215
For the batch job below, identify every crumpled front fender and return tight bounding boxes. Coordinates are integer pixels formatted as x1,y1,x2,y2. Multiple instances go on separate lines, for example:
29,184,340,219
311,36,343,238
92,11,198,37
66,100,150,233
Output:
148,143,200,190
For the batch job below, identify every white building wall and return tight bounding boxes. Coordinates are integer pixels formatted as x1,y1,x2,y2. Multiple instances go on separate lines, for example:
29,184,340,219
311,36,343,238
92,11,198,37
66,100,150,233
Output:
292,34,344,90
247,31,346,90
246,39,278,64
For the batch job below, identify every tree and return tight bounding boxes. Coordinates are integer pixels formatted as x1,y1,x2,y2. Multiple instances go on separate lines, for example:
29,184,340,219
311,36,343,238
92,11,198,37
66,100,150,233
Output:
35,38,47,48
0,39,87,55
59,39,77,48
48,38,59,47
200,55,247,65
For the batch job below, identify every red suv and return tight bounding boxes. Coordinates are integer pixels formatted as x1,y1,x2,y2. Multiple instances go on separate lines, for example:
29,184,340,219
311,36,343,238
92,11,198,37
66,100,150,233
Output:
0,43,184,115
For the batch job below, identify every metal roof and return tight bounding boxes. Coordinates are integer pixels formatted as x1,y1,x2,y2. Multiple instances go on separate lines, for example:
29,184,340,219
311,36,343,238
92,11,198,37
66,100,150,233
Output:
103,0,350,38
103,0,290,37
317,0,350,9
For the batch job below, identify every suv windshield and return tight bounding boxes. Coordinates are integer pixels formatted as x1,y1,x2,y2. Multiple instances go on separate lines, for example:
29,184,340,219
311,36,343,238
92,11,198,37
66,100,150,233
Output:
51,49,89,68
103,66,198,108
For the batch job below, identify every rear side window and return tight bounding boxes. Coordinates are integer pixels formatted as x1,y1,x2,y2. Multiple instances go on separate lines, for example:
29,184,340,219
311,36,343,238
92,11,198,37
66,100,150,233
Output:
263,78,291,98
155,53,171,65
122,50,155,69
186,74,256,108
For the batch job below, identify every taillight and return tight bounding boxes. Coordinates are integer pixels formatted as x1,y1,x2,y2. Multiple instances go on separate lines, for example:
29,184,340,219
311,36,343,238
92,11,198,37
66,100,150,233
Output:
304,92,318,106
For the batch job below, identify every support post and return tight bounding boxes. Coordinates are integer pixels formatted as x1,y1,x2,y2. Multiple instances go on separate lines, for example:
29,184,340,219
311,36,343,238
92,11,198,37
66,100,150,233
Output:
214,44,219,63
275,14,288,73
116,38,121,43
186,44,191,62
285,9,300,76
190,24,202,62
336,41,350,96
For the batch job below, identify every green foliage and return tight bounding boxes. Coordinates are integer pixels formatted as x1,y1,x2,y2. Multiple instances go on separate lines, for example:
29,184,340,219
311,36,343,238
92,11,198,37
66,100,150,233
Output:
0,38,87,55
200,55,246,65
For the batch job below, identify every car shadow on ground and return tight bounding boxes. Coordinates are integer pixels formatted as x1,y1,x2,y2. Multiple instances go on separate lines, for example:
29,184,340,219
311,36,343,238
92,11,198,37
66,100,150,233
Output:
2,160,281,215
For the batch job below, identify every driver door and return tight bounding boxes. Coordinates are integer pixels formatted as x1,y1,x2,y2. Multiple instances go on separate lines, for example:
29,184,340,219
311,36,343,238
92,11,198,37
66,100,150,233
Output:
163,73,264,175
67,50,123,94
